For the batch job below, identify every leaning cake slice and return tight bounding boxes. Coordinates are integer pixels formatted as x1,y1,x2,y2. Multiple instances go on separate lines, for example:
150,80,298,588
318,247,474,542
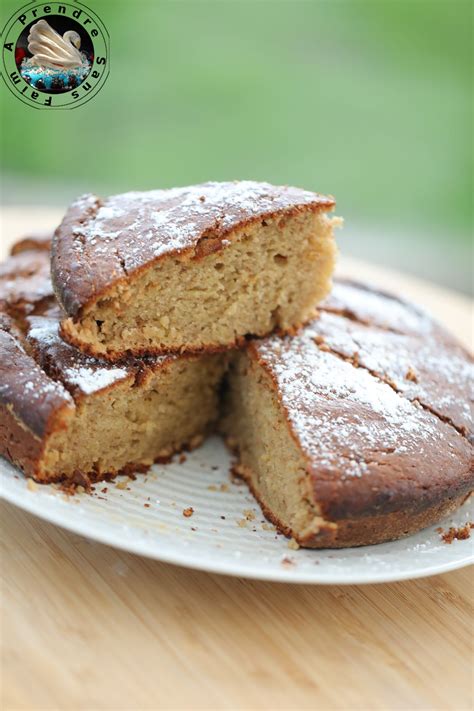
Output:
51,181,340,360
221,281,473,548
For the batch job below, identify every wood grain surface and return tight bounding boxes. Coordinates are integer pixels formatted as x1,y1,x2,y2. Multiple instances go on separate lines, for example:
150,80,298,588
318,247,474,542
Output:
1,209,473,711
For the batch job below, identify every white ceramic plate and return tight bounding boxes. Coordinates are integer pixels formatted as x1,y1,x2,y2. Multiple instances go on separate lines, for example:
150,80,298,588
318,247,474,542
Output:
1,436,472,584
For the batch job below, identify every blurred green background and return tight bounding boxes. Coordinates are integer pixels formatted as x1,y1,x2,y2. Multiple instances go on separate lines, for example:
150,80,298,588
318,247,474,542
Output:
1,0,472,292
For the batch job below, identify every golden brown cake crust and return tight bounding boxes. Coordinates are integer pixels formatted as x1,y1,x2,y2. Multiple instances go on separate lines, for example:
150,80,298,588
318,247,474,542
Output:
51,181,335,319
0,323,73,440
316,280,472,435
0,240,71,476
233,462,471,548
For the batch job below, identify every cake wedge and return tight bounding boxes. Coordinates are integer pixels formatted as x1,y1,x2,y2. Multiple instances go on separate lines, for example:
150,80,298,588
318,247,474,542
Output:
221,281,473,547
51,181,340,360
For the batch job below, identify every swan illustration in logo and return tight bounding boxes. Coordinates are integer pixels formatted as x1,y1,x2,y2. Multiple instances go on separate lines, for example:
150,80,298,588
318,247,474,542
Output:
27,19,84,68
19,19,91,91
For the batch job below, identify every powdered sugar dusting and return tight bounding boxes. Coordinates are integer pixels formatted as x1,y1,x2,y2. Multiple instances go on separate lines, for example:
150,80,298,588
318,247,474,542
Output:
317,284,473,435
62,364,130,396
27,318,131,396
0,326,73,437
322,280,436,337
27,318,57,346
66,181,333,273
256,328,463,477
1,357,70,406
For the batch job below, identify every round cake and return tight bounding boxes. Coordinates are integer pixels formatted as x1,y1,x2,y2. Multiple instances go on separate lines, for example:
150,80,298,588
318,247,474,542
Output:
0,234,472,548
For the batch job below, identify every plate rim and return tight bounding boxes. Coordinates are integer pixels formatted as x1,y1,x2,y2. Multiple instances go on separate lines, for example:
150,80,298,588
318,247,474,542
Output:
2,481,472,585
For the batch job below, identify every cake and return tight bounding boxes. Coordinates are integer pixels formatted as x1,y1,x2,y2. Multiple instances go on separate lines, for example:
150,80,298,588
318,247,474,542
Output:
1,230,472,547
0,243,55,326
221,280,473,547
0,243,224,484
9,230,52,255
51,181,340,360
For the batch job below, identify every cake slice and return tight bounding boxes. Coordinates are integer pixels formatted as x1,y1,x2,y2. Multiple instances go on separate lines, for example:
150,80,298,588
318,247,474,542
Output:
221,281,473,548
0,245,224,484
9,230,52,255
0,246,55,326
51,181,340,360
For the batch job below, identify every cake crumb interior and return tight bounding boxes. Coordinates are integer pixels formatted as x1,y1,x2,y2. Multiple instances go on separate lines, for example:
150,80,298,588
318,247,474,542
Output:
63,210,337,356
40,355,224,480
221,351,324,541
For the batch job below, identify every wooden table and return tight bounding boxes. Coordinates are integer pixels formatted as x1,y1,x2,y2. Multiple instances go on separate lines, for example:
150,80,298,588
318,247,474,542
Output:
1,210,473,711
